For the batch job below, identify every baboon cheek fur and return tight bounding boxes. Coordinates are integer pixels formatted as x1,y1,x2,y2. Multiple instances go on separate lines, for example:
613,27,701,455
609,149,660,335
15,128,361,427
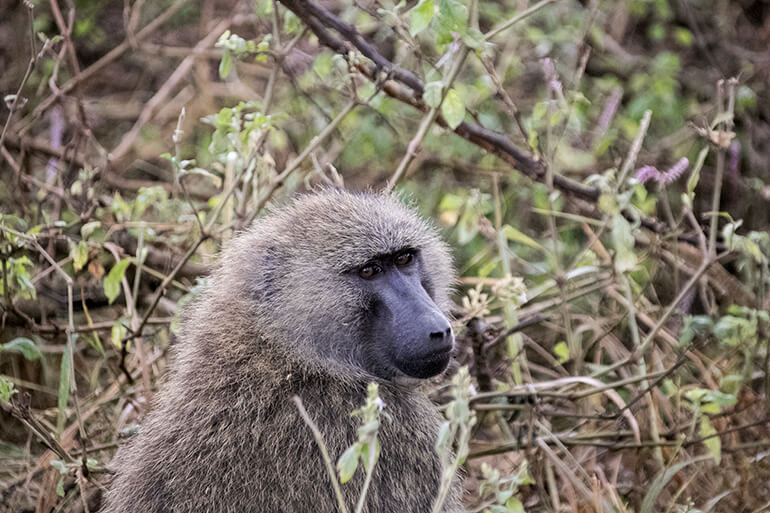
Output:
102,189,465,513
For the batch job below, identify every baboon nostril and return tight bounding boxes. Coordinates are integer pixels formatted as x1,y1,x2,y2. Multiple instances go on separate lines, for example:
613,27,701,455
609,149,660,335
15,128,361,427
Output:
429,330,445,341
445,328,452,337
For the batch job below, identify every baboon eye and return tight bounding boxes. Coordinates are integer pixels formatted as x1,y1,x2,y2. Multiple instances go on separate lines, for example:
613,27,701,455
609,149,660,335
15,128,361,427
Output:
394,251,414,267
359,263,382,279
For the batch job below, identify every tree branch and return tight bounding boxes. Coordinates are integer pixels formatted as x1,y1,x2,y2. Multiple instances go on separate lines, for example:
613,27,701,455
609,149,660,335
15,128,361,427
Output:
277,0,601,202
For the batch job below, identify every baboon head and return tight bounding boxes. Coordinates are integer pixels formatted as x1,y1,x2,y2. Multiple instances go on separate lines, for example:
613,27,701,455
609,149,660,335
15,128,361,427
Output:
219,189,456,381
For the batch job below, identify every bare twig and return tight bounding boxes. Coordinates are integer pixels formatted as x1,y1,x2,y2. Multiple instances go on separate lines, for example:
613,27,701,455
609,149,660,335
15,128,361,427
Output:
244,99,359,227
133,235,208,338
293,396,350,513
484,0,558,41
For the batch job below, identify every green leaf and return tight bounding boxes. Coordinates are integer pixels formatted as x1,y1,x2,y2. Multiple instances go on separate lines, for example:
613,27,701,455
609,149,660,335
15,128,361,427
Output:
72,240,88,271
553,341,569,364
679,315,713,346
739,237,763,264
597,194,619,215
436,0,467,43
684,388,706,404
674,27,693,46
531,101,547,122
80,221,101,240
439,193,464,211
517,468,534,486
86,333,105,356
502,224,544,251
111,321,128,349
686,147,708,200
527,129,539,153
477,257,499,279
1,337,42,360
409,0,434,36
497,488,514,506
713,315,756,347
360,439,381,471
357,420,380,438
441,88,465,130
462,28,485,51
56,476,65,497
0,376,15,403
699,416,721,464
611,215,636,272
705,391,737,409
640,456,711,513
435,420,451,450
684,388,736,414
555,143,595,170
424,81,443,108
219,49,232,79
549,110,565,127
104,259,131,304
337,443,361,483
283,10,301,34
505,497,524,513
313,53,333,79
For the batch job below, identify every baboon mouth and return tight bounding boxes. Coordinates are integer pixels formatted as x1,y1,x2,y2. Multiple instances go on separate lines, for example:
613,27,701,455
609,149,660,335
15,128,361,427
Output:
395,349,451,379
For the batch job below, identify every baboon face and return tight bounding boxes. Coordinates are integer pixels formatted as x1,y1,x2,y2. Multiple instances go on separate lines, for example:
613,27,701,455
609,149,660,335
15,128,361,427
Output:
352,247,454,380
233,190,455,382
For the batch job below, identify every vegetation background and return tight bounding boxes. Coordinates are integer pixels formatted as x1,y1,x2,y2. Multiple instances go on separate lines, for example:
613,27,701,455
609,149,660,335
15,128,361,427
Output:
1,0,769,512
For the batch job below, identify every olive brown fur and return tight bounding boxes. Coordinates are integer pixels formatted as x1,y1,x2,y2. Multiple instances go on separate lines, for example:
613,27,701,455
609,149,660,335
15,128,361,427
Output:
102,189,464,513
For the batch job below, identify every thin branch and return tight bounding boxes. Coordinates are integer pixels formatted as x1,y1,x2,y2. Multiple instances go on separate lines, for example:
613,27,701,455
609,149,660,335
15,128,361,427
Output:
293,396,350,513
591,254,720,379
276,0,601,202
279,0,424,94
244,99,359,227
386,43,470,190
484,0,558,41
133,235,208,339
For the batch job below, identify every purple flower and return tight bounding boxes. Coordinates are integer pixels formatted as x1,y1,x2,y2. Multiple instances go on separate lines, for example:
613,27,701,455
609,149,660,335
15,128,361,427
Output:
662,157,689,184
635,157,689,186
636,165,660,184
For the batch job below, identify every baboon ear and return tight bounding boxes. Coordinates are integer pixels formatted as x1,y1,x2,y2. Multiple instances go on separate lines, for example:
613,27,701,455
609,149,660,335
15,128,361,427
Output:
248,246,281,303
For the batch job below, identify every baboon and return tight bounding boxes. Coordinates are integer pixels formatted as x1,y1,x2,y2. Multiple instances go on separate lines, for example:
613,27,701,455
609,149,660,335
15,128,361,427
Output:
102,189,464,513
